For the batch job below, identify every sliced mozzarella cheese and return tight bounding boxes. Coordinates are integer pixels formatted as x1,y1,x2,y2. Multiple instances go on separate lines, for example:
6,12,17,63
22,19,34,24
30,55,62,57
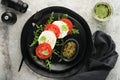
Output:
53,21,69,38
38,30,57,49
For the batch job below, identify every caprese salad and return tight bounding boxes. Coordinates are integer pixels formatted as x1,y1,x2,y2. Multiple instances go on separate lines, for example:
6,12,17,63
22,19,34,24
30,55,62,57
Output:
36,18,73,59
30,12,79,70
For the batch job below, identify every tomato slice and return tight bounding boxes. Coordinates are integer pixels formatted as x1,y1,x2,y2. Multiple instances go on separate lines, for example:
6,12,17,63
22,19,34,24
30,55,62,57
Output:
44,24,60,38
61,18,73,34
36,43,52,59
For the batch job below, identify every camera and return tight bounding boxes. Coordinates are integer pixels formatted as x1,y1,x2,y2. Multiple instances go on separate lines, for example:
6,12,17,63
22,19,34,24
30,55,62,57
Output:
1,0,28,13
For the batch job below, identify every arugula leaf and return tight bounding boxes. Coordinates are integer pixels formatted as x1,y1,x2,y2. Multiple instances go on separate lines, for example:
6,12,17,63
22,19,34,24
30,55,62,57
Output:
72,28,80,34
58,58,62,62
62,14,68,18
46,12,54,24
29,24,43,47
56,39,64,46
58,13,68,20
33,56,38,60
53,49,61,57
53,49,63,62
58,14,61,20
44,59,52,71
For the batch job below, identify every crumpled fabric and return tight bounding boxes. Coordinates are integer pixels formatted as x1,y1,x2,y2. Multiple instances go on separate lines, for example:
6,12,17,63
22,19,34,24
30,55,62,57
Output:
62,31,118,80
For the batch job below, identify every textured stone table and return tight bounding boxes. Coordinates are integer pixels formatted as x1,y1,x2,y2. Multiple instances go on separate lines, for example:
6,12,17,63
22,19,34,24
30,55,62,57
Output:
0,0,119,80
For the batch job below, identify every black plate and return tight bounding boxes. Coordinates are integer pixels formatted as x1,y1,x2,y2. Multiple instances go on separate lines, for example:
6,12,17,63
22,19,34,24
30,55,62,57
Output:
21,6,93,78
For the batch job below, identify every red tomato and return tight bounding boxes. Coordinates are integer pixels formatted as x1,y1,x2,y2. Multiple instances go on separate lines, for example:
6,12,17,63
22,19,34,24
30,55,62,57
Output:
44,24,60,38
61,18,73,34
36,43,52,59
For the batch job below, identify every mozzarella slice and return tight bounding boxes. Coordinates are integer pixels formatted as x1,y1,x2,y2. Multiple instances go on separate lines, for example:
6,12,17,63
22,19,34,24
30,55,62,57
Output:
38,30,57,49
53,21,68,38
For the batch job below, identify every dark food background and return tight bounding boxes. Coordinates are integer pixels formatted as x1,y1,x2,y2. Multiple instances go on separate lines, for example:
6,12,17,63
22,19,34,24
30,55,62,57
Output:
0,0,119,80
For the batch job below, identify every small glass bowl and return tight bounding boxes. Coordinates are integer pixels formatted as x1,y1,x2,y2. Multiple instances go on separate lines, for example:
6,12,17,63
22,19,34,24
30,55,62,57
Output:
93,2,113,22
61,38,79,62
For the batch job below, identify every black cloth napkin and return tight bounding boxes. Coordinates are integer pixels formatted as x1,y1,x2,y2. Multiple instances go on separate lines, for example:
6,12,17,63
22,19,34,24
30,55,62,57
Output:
61,31,118,80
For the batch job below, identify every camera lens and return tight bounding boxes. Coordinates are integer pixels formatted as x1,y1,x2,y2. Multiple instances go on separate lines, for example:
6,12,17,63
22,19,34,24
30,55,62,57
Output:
1,0,28,13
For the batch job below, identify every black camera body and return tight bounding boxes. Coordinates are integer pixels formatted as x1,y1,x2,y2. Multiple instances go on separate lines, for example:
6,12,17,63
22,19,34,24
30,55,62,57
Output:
1,0,28,13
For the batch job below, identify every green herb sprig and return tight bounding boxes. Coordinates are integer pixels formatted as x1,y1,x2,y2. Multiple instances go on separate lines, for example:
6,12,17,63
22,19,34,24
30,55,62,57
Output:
44,59,52,71
56,39,64,46
58,13,68,20
33,56,38,60
53,49,61,58
53,49,63,62
30,24,43,47
72,28,80,34
62,14,68,18
46,12,54,24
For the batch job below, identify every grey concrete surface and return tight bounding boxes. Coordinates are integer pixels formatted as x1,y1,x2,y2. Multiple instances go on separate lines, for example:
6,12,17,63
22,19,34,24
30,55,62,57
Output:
0,0,119,80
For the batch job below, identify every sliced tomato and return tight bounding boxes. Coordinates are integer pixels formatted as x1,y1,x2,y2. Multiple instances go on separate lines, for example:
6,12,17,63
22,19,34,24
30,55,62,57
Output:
44,24,60,38
61,18,73,34
36,43,52,59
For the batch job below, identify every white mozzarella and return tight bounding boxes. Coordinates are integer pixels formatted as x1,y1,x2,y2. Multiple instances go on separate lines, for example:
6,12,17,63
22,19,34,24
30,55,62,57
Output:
53,21,68,38
38,30,57,49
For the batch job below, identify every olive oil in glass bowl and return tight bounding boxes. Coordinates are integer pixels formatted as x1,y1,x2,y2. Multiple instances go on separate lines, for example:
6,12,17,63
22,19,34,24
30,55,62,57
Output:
93,2,113,22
